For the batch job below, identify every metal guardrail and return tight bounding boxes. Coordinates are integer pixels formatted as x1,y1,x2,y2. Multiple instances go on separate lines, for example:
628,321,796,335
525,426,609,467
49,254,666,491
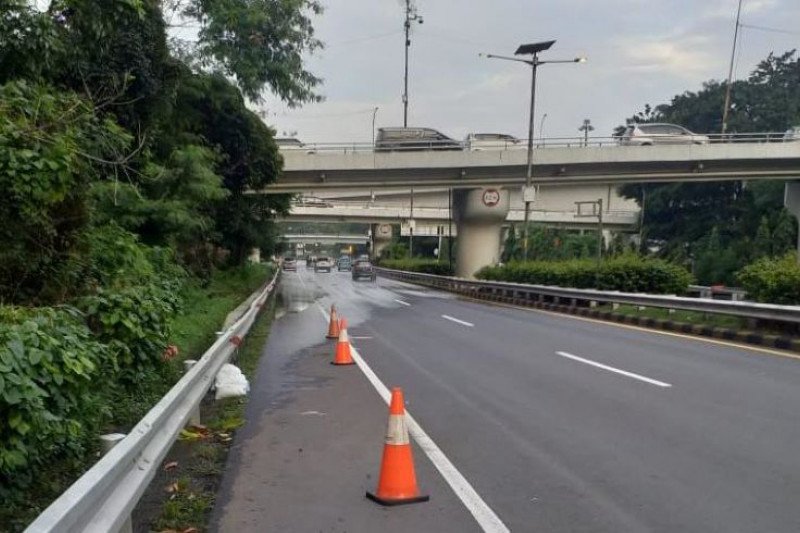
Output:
25,269,280,533
280,132,798,154
376,268,800,324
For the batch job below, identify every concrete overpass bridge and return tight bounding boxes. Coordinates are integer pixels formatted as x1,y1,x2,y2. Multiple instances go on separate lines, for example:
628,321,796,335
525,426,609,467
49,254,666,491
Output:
269,135,800,277
281,233,370,245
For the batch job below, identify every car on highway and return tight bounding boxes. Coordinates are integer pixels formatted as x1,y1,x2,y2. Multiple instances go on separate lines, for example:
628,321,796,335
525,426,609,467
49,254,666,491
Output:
282,257,297,271
784,126,800,142
314,257,333,273
337,256,352,271
352,260,376,281
619,123,710,146
375,127,462,151
465,133,521,150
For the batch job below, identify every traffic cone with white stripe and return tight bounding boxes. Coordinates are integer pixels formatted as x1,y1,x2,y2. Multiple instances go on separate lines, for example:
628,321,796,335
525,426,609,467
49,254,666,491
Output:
366,387,429,506
326,304,340,339
331,318,355,366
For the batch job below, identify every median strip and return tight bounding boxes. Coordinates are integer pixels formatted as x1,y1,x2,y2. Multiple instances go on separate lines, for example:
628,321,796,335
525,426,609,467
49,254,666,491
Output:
556,351,672,388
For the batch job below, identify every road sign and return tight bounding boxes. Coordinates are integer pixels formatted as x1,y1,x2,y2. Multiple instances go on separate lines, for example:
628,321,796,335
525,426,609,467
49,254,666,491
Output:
482,188,501,207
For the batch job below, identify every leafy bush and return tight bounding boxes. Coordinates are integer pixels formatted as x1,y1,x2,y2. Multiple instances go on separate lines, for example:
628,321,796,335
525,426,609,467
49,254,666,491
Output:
379,259,454,276
0,307,111,497
476,256,693,294
737,254,800,304
81,281,181,384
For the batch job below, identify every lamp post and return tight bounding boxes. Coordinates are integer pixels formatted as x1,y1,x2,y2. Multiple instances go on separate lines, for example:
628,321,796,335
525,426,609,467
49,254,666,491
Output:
539,113,548,145
371,106,379,145
482,41,586,261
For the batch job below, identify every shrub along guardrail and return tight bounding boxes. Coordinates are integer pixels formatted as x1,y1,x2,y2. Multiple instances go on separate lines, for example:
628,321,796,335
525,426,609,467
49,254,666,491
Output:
378,258,454,276
25,269,279,533
377,268,800,350
477,257,693,295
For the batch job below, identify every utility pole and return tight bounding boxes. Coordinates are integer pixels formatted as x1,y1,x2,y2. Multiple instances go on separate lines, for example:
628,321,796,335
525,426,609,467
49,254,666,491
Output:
721,0,743,134
403,0,423,127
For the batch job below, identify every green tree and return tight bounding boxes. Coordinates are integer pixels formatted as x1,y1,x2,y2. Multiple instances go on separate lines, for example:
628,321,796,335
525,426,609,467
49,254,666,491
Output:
177,0,323,103
619,50,800,283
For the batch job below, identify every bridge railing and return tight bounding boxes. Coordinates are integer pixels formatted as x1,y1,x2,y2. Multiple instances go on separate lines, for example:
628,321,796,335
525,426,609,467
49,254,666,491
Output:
25,269,280,533
376,268,800,325
280,132,796,154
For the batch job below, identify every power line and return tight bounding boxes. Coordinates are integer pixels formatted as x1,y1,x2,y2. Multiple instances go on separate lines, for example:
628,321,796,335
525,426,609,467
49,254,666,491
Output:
739,22,800,37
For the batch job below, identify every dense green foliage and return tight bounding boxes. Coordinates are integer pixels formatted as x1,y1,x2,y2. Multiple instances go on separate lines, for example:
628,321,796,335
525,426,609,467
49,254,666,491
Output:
502,225,608,263
618,51,800,285
0,307,110,494
737,254,800,305
477,257,694,294
0,0,318,525
379,259,454,276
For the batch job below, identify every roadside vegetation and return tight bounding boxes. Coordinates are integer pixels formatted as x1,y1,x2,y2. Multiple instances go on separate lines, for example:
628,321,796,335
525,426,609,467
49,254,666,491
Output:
477,256,693,294
0,0,320,530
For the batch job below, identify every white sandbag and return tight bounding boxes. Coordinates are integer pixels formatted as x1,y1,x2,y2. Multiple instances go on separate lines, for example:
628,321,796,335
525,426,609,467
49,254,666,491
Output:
215,363,250,400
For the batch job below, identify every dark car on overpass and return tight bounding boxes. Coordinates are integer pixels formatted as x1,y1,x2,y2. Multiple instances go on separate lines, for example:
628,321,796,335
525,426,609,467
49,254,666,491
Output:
375,127,463,152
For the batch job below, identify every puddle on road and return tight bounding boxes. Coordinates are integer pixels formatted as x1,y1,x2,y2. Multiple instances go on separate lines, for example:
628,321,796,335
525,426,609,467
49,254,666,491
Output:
279,275,321,313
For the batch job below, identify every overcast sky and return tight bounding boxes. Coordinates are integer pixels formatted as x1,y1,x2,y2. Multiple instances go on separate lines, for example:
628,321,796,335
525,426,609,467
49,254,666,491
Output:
256,0,800,143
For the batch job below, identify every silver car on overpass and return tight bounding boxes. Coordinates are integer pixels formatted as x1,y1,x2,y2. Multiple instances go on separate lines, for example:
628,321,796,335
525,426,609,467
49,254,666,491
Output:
619,123,710,146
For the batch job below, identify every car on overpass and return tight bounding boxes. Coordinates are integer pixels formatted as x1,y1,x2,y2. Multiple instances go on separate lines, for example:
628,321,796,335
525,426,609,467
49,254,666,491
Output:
375,127,462,151
351,259,376,281
785,126,800,142
619,123,710,146
465,133,521,151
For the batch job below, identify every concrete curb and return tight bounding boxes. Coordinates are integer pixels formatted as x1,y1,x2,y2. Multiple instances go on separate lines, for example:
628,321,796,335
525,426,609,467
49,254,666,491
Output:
383,273,800,354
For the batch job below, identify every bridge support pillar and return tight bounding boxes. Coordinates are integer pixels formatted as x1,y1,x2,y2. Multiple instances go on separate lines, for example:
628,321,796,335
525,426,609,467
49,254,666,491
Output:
371,224,393,259
453,188,510,278
785,182,800,262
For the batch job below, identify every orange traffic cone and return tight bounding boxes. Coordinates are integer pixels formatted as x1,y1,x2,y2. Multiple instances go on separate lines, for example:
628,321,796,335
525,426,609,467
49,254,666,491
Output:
326,305,340,339
366,388,429,506
331,318,355,366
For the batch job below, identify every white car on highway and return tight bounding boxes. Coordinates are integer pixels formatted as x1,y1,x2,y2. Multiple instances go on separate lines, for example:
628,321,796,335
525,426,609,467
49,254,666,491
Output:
619,123,710,146
784,126,800,142
314,257,332,273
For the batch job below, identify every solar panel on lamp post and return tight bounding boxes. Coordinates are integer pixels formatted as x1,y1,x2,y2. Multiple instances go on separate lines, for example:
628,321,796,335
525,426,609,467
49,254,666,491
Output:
481,41,586,261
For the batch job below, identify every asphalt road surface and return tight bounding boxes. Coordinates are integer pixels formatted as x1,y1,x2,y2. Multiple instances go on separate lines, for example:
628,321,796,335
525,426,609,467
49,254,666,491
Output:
212,264,800,532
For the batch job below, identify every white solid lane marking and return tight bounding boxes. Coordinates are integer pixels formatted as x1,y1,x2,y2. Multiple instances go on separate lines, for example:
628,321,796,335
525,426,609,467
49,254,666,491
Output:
556,351,672,388
316,305,509,533
442,314,474,328
393,298,411,306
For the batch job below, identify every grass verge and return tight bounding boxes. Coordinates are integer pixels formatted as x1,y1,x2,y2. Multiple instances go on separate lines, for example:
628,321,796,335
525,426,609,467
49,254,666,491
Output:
2,265,274,533
142,288,278,533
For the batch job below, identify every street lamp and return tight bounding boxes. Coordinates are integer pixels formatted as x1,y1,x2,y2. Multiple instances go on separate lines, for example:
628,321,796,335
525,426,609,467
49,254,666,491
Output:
371,106,379,145
482,41,586,261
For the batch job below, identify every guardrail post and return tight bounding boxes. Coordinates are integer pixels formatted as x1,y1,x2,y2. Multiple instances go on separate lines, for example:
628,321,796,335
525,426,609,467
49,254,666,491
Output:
98,433,133,533
183,359,201,426
590,301,598,308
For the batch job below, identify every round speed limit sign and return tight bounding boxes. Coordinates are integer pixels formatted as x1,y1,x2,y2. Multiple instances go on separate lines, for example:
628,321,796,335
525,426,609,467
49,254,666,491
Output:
482,188,501,207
